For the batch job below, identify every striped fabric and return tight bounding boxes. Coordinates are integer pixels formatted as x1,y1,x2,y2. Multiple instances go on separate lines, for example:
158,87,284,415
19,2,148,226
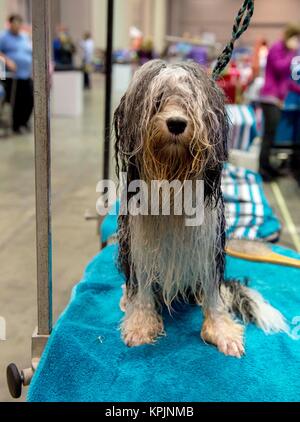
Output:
223,164,281,241
226,104,258,151
101,165,281,244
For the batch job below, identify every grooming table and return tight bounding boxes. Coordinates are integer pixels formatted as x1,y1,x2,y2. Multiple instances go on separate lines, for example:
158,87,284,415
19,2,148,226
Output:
28,243,300,402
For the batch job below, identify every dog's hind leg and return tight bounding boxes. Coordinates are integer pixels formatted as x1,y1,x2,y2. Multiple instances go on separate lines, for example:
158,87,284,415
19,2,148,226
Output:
121,285,165,347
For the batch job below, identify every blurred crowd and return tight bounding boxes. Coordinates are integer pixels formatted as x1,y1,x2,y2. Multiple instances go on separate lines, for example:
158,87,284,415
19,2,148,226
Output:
0,15,33,134
0,14,300,186
0,15,97,137
116,25,300,185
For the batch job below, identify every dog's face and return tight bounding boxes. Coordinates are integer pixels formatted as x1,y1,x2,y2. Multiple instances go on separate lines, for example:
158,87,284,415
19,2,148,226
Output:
115,60,228,184
147,80,195,169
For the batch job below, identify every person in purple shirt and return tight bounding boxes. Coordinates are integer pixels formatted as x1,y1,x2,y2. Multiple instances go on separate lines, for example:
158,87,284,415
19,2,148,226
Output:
0,14,33,134
260,24,300,181
186,46,208,67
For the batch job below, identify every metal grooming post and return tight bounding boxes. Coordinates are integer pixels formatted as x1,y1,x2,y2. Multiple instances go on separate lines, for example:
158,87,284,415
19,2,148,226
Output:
86,0,114,243
7,0,52,398
103,0,114,181
32,0,52,339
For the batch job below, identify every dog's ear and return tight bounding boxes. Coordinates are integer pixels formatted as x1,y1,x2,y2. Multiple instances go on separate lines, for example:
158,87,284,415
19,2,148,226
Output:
114,93,140,187
114,94,127,178
204,88,229,206
114,94,126,141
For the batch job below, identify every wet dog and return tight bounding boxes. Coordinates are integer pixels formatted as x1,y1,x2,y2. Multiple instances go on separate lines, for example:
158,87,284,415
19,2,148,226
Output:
114,60,287,357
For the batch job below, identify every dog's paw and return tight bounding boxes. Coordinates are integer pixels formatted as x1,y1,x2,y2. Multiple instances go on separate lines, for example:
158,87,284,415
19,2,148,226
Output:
123,329,157,347
201,313,245,358
214,335,245,358
121,309,164,347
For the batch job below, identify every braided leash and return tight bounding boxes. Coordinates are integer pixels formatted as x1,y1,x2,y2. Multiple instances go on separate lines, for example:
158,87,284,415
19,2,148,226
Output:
212,0,255,80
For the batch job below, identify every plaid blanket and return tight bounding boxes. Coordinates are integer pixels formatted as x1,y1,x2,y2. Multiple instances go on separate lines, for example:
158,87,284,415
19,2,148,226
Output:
223,164,281,241
101,165,281,244
227,105,258,151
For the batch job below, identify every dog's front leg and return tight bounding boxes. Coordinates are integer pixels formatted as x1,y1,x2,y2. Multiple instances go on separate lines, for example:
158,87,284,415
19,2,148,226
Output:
121,285,164,347
201,308,245,358
200,203,245,358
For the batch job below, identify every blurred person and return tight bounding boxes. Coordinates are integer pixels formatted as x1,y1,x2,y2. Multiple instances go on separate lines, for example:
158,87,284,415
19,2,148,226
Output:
177,32,193,57
277,56,300,186
53,27,76,69
130,26,143,51
186,45,208,66
260,24,300,181
0,82,4,101
245,39,269,104
252,39,268,80
0,51,17,74
80,32,95,89
0,79,5,111
0,53,16,131
137,39,155,65
0,14,33,134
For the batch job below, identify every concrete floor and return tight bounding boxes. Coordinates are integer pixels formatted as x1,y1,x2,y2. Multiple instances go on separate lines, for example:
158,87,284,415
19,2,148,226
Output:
0,75,112,402
0,75,300,402
265,177,300,250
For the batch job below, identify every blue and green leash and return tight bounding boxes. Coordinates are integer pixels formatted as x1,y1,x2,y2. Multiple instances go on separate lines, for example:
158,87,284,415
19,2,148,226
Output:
212,0,255,80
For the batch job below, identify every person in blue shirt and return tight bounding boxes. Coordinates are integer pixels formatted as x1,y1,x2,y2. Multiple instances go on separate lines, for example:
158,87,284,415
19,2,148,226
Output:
0,14,33,134
53,27,76,70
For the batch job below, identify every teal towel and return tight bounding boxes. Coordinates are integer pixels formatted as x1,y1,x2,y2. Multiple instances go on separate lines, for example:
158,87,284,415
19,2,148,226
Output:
28,244,300,402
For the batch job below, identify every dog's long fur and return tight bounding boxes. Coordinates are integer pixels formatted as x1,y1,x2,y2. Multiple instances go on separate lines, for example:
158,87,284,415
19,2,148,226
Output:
114,60,288,357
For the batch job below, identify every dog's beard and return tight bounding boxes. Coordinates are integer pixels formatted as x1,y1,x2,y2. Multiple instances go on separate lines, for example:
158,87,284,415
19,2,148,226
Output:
140,118,215,182
142,134,192,182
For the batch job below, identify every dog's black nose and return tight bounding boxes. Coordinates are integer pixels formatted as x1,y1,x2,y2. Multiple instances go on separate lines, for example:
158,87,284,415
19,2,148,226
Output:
166,118,187,135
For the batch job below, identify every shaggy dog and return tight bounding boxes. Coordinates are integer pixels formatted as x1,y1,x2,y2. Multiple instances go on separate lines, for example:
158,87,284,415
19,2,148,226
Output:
114,60,288,358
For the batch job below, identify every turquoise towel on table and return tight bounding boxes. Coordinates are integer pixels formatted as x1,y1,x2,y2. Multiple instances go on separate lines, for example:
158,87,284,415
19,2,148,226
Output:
101,165,281,244
28,244,300,402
